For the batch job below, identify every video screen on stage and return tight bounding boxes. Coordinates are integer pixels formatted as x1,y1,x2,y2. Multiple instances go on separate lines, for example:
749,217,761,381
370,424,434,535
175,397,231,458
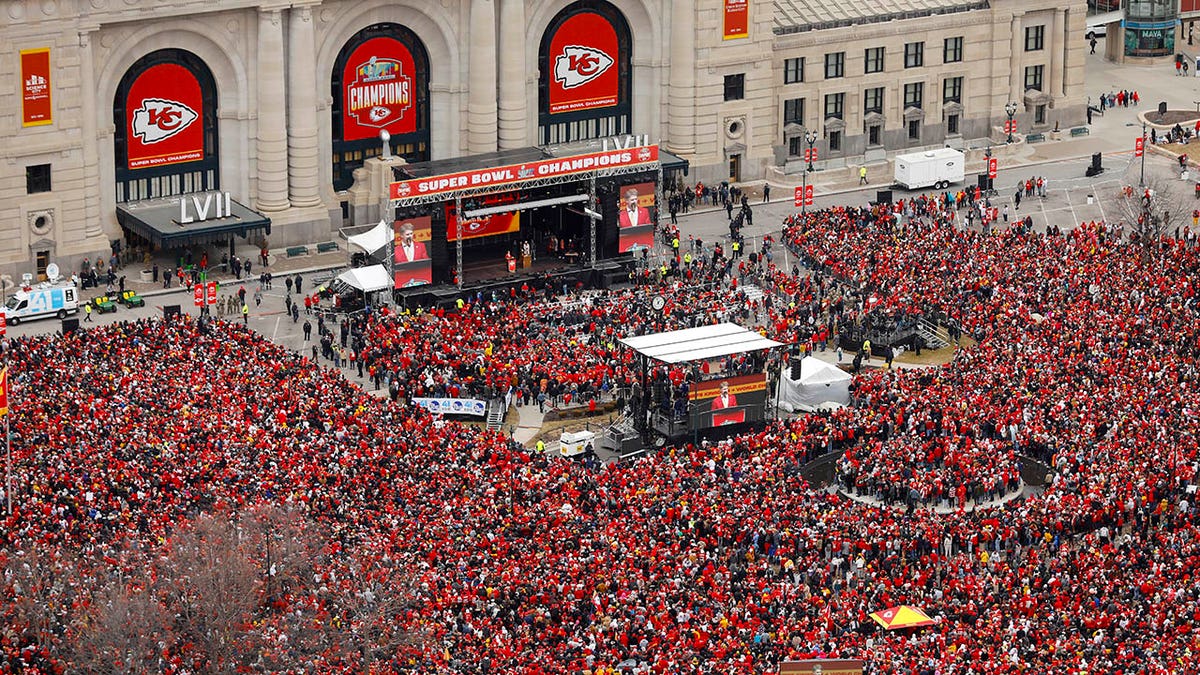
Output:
688,372,767,429
616,181,655,253
393,216,433,289
444,205,521,241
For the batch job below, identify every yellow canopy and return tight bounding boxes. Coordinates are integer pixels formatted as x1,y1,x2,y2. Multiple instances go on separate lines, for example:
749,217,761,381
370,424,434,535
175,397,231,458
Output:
869,605,935,630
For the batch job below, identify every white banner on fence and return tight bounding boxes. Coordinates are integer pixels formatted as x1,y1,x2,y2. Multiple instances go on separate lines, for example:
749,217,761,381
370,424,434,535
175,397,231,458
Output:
413,397,488,417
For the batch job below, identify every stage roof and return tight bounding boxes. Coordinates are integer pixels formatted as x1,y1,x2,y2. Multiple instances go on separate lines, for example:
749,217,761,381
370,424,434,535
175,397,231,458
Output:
619,322,786,364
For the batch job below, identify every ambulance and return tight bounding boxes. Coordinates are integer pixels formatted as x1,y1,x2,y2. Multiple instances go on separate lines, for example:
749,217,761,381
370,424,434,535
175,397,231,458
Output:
1,268,79,325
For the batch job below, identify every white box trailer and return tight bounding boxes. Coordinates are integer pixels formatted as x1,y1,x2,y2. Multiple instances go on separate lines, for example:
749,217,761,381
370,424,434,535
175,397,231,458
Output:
893,148,965,191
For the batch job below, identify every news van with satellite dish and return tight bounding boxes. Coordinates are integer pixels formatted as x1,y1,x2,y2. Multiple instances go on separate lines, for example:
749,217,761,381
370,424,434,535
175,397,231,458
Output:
1,263,80,325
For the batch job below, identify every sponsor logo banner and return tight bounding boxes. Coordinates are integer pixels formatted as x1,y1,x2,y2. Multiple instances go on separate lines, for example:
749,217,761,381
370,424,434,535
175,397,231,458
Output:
723,0,749,40
126,63,205,170
342,37,416,141
20,49,52,127
393,216,433,289
413,398,488,417
548,11,620,114
391,145,659,200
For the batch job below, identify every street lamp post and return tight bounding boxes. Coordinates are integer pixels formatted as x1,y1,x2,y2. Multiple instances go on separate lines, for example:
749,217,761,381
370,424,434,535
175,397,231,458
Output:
1004,102,1018,144
805,130,818,173
1140,120,1147,187
802,130,818,217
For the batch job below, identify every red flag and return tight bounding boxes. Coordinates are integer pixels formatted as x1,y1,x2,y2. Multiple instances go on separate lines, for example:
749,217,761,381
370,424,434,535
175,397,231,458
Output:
0,368,9,417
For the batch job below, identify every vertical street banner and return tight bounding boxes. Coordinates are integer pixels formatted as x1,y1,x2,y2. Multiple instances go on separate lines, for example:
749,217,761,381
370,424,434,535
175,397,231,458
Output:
343,37,417,141
548,11,620,114
20,48,53,127
723,0,749,40
393,215,433,289
126,63,205,169
0,368,9,417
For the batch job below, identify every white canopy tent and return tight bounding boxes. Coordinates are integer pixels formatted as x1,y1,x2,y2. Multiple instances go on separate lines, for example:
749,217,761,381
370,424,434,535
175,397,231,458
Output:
345,220,392,256
333,264,392,293
777,356,852,413
619,322,785,364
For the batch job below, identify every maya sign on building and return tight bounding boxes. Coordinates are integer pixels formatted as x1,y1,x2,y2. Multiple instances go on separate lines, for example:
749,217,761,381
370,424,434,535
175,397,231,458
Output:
548,11,620,114
126,63,205,170
391,145,659,200
342,37,416,141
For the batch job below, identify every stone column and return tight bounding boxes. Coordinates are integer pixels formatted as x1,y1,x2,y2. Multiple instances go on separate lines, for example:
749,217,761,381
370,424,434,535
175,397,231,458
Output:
467,0,498,153
79,29,103,240
1051,8,1067,97
287,5,322,208
1010,14,1023,104
256,8,290,212
667,0,696,155
496,0,527,149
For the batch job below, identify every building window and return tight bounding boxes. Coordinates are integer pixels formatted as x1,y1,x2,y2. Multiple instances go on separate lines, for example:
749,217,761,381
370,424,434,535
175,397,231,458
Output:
904,42,924,68
1025,25,1045,51
1024,65,1044,91
829,130,842,151
947,113,960,135
943,77,963,104
26,164,51,194
944,36,964,63
824,92,844,119
864,87,885,115
864,47,884,74
908,119,921,140
1035,104,1047,125
724,73,745,101
783,97,805,126
825,52,845,79
904,82,923,109
789,136,804,156
867,124,881,146
784,57,804,84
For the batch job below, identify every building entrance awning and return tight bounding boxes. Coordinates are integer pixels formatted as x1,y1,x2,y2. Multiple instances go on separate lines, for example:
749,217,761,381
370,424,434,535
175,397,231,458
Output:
659,149,690,176
116,193,272,248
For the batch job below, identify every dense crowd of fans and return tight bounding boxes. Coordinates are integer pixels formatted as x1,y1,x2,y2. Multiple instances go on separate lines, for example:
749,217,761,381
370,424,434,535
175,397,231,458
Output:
1,192,1199,674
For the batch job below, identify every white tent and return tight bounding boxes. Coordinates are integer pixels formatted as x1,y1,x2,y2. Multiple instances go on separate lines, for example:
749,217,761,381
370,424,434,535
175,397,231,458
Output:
777,356,852,413
334,264,392,292
346,220,391,255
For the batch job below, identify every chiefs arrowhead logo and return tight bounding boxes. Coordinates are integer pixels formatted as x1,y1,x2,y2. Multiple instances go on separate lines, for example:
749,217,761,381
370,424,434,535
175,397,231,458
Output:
131,98,199,144
554,45,614,90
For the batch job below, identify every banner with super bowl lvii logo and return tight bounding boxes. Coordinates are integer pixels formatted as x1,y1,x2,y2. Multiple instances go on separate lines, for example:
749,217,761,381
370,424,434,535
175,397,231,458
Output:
413,398,488,417
342,36,417,141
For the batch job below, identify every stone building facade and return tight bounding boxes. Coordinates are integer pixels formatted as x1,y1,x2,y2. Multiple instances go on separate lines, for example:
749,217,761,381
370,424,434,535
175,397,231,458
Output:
0,0,1085,279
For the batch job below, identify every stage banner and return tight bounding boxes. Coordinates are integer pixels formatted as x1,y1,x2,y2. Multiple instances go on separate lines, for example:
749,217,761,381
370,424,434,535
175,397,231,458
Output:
413,397,487,417
445,205,520,241
126,63,205,170
688,372,767,429
779,660,865,675
20,49,52,127
548,11,620,114
392,145,659,200
342,36,417,141
723,0,749,40
616,181,655,253
393,215,433,289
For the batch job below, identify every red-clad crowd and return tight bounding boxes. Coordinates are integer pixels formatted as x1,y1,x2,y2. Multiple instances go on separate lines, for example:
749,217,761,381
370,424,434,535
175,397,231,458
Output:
0,194,1199,674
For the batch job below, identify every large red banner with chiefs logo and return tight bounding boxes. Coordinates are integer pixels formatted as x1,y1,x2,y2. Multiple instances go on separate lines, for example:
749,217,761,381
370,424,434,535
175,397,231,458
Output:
126,63,205,170
342,37,417,141
444,204,520,241
723,0,749,40
20,48,53,127
548,11,620,114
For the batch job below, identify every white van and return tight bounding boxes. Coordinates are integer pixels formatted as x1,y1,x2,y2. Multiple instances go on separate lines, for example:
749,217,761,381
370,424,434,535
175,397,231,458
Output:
1,281,79,325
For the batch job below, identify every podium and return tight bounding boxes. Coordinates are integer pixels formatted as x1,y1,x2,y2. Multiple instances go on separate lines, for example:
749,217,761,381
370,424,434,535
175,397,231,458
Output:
521,253,532,269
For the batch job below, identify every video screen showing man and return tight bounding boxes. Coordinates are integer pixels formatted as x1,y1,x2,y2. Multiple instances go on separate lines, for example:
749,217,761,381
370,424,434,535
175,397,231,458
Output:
618,183,655,253
393,217,433,289
710,380,738,410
